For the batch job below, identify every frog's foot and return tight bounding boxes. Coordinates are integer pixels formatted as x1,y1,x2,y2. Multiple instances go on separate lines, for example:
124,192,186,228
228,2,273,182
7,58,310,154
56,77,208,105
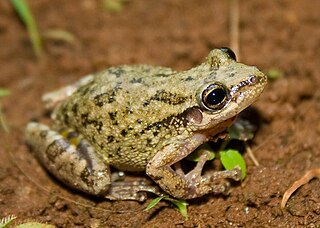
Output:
105,180,162,202
25,122,111,195
146,132,242,199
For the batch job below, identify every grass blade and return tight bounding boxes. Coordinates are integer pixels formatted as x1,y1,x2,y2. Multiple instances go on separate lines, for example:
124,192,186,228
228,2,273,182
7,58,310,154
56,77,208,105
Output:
10,0,43,59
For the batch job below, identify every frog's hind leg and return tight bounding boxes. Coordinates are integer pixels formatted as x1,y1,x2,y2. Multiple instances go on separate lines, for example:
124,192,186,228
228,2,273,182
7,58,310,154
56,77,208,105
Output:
25,122,161,201
25,122,111,196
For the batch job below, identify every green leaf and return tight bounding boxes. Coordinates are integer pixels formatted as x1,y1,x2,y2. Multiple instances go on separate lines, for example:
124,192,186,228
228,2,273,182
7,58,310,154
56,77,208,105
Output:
220,149,246,179
186,144,215,162
0,89,10,97
10,0,43,59
144,196,188,219
165,198,188,219
144,196,166,211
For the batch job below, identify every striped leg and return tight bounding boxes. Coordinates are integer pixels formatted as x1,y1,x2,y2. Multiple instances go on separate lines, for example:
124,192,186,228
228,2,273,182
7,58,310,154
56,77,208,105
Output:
25,122,161,200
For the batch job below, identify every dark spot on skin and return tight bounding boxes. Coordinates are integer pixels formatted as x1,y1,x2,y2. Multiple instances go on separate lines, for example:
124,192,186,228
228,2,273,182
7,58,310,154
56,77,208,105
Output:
77,140,93,173
126,107,133,114
46,139,70,163
146,138,152,146
137,119,142,124
149,90,187,105
107,135,114,143
107,67,126,78
108,112,117,120
93,91,116,106
107,153,114,158
155,73,171,77
153,131,159,137
128,126,133,131
79,87,91,96
72,103,79,114
121,129,127,137
116,147,122,157
140,106,199,134
40,130,48,138
129,78,142,83
183,76,194,81
80,113,103,132
143,101,150,107
98,143,105,150
80,169,93,186
145,122,162,131
81,113,89,127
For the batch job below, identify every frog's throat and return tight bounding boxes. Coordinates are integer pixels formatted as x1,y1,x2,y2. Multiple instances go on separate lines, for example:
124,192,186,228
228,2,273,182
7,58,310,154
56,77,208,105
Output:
197,115,237,139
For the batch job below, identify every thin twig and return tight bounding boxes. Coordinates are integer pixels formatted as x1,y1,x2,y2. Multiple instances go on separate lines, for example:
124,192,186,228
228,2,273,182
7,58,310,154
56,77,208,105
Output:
229,0,240,60
245,142,259,166
281,168,320,209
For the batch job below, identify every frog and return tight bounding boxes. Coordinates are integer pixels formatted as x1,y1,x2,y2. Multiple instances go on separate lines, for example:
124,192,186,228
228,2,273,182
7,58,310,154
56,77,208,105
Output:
25,48,267,201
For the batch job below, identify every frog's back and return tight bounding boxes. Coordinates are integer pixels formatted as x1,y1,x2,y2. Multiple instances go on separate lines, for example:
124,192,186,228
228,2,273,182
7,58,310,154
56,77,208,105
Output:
53,65,195,171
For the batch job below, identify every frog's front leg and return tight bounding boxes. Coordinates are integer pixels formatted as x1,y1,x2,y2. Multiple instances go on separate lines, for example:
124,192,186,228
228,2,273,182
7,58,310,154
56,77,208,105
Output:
25,122,159,201
146,133,242,199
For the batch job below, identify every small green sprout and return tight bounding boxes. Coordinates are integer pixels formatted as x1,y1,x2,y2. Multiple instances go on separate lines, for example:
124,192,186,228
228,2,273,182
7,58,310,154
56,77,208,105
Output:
220,149,246,179
10,0,43,59
266,68,283,80
0,89,10,98
145,196,188,219
102,0,128,13
0,88,11,133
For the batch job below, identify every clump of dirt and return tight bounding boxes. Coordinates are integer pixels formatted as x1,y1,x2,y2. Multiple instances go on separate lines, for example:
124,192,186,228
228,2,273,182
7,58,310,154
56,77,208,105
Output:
0,0,319,227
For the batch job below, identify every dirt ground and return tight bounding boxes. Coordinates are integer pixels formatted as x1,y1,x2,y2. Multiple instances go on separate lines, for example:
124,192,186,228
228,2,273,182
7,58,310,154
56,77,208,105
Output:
0,0,319,227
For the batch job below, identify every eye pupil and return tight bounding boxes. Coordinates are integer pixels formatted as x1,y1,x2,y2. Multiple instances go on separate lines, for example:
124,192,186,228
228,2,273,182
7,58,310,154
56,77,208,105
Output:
206,88,226,106
200,83,230,111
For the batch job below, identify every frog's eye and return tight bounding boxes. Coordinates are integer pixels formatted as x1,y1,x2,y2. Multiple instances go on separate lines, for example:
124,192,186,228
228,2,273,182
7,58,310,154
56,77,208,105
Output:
200,83,230,111
220,47,237,61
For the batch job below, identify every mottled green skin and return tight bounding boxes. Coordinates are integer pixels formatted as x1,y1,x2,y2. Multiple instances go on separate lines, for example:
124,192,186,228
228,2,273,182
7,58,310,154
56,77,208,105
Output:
52,49,266,172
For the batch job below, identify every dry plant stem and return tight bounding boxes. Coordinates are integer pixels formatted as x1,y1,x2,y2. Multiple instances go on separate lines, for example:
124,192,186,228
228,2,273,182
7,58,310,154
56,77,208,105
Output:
229,0,240,60
281,168,320,209
0,104,9,133
245,143,259,166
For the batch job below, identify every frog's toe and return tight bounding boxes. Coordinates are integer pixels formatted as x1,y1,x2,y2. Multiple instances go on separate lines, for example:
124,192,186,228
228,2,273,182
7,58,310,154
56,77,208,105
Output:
25,122,111,195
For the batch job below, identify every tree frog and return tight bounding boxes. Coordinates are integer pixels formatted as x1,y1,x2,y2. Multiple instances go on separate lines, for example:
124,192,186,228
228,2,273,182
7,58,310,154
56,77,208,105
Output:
26,48,267,201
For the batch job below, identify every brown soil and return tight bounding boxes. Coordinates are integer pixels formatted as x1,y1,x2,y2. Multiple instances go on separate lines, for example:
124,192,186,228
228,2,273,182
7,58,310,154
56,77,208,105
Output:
1,0,319,227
